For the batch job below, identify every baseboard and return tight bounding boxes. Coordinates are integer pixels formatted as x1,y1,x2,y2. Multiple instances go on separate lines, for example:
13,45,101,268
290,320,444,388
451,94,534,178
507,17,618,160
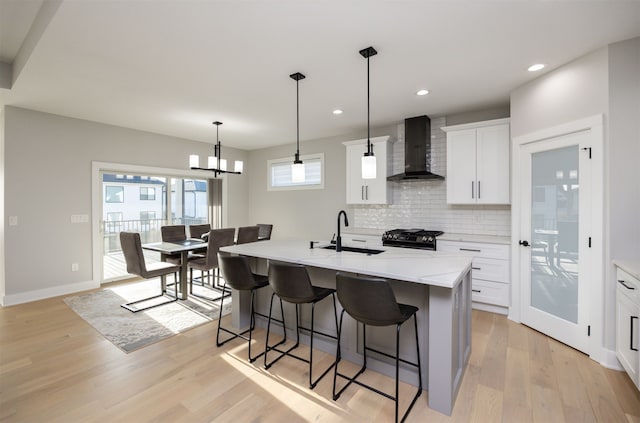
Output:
597,347,623,371
472,301,508,315
1,279,99,306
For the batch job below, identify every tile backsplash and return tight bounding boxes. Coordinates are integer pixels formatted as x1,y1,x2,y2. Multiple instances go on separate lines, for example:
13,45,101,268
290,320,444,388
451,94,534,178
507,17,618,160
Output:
352,117,511,236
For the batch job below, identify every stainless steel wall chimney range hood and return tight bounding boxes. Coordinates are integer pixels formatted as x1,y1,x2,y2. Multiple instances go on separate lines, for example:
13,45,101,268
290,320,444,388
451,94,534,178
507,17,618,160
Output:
387,115,444,182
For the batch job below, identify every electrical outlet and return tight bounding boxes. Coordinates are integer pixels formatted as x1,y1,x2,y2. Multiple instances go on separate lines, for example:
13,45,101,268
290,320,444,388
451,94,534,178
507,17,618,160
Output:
9,216,18,226
71,263,79,272
71,214,89,223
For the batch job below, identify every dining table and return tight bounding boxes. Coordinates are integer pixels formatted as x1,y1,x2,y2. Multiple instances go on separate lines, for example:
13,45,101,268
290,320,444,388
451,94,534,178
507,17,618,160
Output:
142,238,206,300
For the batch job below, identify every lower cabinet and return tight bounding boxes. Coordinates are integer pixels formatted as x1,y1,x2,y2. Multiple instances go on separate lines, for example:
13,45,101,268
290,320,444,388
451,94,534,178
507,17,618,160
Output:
438,240,510,314
616,266,640,389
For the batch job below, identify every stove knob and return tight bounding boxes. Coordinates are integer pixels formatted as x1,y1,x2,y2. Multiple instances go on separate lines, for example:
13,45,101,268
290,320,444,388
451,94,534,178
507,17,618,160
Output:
393,234,399,240
422,236,428,242
428,236,434,242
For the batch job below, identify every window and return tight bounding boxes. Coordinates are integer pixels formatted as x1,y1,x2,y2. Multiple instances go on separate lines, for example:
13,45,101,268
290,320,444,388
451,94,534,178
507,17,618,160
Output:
105,186,124,203
140,187,156,200
140,211,156,221
268,153,324,191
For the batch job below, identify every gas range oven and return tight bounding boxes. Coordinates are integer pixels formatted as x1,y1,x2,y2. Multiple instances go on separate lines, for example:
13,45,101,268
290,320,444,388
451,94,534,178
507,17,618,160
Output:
382,228,444,250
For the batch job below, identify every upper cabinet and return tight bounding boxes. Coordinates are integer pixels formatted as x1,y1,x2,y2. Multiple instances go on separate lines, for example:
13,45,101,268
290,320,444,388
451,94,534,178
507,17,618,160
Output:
442,118,510,205
343,136,393,204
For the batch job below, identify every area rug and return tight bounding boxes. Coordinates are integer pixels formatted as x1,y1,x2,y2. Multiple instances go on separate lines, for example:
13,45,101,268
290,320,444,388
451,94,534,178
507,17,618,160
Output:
64,279,232,353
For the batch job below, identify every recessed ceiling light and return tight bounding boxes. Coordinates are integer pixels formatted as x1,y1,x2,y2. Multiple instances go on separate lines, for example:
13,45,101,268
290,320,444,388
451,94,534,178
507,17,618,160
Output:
528,64,545,72
333,109,343,115
416,89,429,96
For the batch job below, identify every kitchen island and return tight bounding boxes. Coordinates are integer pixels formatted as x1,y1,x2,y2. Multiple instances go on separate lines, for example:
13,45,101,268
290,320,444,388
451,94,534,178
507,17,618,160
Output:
220,239,473,416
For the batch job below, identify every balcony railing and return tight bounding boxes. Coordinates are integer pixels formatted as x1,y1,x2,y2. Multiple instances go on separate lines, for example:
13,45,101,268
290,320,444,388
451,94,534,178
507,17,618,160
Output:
103,217,207,253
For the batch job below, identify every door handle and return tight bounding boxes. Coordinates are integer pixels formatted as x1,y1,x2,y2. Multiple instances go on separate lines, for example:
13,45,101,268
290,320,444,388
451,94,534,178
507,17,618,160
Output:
519,240,530,247
619,280,636,290
631,316,638,351
471,181,474,199
472,289,481,293
472,267,481,270
478,181,481,199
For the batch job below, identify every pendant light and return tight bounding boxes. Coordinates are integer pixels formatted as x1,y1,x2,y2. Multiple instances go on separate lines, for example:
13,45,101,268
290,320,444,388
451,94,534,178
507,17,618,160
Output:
189,121,243,177
290,72,306,183
360,46,377,180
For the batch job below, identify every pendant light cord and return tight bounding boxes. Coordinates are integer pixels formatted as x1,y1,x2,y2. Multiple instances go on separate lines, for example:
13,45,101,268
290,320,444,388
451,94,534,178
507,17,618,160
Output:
296,78,300,160
367,54,371,154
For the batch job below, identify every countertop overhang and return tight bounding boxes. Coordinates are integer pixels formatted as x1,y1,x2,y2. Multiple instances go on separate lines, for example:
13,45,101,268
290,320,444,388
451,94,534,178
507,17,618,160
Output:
221,239,473,289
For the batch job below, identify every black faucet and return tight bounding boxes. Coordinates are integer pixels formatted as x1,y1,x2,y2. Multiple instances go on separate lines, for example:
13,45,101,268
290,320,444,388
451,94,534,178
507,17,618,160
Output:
336,210,349,252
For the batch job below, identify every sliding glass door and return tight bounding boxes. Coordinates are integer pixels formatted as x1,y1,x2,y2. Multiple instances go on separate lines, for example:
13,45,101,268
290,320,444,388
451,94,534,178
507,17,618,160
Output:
101,172,210,282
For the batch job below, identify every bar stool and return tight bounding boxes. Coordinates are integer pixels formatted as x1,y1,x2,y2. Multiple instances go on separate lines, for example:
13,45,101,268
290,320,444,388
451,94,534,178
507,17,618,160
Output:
264,261,338,389
216,253,280,362
333,272,422,423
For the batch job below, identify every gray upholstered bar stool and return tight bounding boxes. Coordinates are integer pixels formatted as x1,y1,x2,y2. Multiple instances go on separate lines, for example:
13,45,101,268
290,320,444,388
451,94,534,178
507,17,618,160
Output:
333,272,422,423
216,252,274,362
264,261,338,389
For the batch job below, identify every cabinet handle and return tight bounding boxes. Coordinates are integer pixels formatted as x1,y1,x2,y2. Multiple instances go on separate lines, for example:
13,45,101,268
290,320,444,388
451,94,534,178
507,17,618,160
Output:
471,181,474,199
361,185,365,200
472,289,481,293
365,185,369,200
619,279,636,290
631,316,638,351
460,248,481,252
472,267,481,270
478,181,481,199
351,239,367,243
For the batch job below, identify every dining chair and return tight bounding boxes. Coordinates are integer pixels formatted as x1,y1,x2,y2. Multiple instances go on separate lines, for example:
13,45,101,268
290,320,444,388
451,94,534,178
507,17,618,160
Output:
236,226,259,244
119,232,182,313
188,223,211,256
187,228,235,299
257,224,273,241
160,225,187,265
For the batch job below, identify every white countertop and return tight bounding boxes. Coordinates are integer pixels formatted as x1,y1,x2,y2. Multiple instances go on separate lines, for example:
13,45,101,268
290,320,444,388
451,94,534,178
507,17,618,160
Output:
221,239,473,289
614,260,640,280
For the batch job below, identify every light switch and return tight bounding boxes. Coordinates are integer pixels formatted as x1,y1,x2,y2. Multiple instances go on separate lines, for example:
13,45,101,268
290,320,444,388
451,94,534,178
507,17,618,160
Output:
9,216,18,226
71,214,89,223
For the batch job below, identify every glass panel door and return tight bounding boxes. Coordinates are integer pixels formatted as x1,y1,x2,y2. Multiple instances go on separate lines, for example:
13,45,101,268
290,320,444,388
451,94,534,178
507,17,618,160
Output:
519,130,591,354
530,145,579,323
170,178,209,227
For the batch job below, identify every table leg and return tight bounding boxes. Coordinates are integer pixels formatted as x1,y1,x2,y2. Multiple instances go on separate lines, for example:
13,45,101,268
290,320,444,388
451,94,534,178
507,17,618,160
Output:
179,251,189,300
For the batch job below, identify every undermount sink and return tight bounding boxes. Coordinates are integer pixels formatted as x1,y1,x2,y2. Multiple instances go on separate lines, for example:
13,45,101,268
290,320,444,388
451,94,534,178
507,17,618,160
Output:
321,245,385,255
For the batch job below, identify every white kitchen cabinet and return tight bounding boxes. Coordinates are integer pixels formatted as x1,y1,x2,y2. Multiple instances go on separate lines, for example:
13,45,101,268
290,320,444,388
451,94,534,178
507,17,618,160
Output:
442,118,510,205
615,266,640,389
343,136,393,204
438,239,510,314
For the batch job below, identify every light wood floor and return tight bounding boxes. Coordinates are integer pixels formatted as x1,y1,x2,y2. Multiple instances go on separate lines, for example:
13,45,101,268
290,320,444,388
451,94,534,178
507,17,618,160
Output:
1,290,639,422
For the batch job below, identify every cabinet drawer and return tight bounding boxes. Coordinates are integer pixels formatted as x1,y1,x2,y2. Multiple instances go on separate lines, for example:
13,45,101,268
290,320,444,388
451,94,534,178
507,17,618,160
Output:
472,257,509,284
438,240,509,260
617,268,640,302
342,234,383,247
471,279,509,307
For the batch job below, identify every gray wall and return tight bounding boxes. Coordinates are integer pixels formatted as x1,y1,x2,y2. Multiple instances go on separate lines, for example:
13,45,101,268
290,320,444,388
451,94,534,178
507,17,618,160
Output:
246,125,397,241
2,106,248,302
510,37,640,353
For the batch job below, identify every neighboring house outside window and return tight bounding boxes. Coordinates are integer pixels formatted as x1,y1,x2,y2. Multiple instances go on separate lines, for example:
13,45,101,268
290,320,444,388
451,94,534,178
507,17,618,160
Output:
140,187,156,200
105,186,124,203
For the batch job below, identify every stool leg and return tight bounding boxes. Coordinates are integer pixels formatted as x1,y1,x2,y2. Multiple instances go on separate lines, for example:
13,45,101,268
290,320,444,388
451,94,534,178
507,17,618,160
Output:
215,282,228,346
332,309,346,400
264,293,277,368
395,324,401,423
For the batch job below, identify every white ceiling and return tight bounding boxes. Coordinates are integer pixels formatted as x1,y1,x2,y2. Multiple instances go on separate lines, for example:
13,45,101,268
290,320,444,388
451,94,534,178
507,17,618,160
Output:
1,0,639,150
